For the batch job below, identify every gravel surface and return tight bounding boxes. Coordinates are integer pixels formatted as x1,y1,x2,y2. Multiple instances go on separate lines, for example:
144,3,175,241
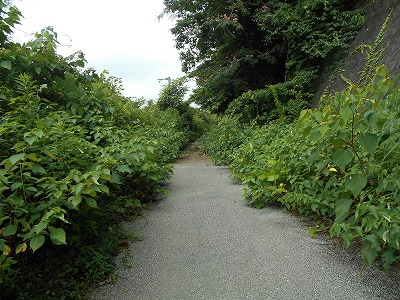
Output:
89,146,400,300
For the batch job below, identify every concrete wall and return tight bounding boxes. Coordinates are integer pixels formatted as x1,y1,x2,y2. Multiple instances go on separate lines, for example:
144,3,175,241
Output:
313,0,400,106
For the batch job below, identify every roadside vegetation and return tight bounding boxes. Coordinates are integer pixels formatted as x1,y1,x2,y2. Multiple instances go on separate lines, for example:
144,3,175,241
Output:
0,1,208,298
195,1,400,269
1,0,399,298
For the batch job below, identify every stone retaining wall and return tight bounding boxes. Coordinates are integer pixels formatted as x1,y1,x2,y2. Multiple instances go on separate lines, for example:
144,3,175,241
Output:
313,0,400,106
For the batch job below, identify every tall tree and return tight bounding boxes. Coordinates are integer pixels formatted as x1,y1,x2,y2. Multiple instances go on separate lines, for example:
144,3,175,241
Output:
0,0,21,46
162,0,366,117
162,0,285,112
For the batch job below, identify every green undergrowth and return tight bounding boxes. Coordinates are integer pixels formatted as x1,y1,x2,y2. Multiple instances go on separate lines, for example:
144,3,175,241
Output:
202,65,400,269
0,2,209,298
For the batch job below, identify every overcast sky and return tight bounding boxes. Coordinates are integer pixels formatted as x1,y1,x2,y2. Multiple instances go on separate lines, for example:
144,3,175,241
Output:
12,0,188,100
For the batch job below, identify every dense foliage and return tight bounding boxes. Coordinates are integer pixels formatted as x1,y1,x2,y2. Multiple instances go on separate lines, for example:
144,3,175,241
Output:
0,2,207,298
162,0,367,122
203,65,400,269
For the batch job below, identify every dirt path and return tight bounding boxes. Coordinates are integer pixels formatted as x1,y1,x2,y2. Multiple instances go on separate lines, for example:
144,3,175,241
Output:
89,145,400,299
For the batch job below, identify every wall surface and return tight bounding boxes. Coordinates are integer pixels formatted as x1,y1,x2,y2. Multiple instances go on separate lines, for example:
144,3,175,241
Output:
313,0,400,106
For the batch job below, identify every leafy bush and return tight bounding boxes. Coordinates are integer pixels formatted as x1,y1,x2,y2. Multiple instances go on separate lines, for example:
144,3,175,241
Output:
163,0,367,117
0,3,193,298
201,116,253,165
203,65,400,269
227,70,314,124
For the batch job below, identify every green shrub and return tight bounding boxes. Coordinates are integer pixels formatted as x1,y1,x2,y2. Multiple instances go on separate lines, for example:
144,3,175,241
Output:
203,65,400,268
0,6,192,297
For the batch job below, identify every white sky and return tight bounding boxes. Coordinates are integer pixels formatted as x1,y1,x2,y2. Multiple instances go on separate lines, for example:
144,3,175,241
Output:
12,0,188,100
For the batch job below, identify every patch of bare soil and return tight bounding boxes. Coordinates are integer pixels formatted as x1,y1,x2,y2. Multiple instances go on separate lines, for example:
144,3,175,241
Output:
176,141,209,161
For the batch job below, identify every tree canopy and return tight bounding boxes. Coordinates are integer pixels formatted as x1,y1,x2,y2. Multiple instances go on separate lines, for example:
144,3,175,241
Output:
162,0,367,121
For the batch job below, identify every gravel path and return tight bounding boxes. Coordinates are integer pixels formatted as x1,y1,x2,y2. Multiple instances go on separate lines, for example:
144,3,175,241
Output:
90,146,400,300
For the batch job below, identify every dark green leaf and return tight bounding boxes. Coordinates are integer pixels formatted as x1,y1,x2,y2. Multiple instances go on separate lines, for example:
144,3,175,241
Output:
382,250,397,270
345,173,368,197
50,228,67,245
24,135,36,145
334,198,353,223
0,60,12,70
85,197,98,208
110,173,122,184
53,190,63,199
31,164,46,174
116,164,132,173
11,182,23,191
8,153,25,165
332,149,353,170
359,133,379,156
2,224,17,237
30,234,45,252
74,182,84,195
33,221,48,234
0,239,6,251
69,195,82,207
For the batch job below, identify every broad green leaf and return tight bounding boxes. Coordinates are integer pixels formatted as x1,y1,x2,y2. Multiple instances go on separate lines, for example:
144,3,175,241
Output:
110,173,122,184
8,153,25,165
69,195,82,207
74,182,84,195
332,149,353,170
340,104,353,123
345,173,368,197
310,128,322,143
134,199,142,208
25,153,39,161
64,72,78,94
324,176,337,190
382,250,397,270
0,239,6,251
376,65,389,78
358,133,379,156
53,189,63,199
312,111,324,123
102,168,111,175
364,110,378,128
85,197,98,208
267,173,279,182
101,173,111,181
334,198,353,223
33,221,48,234
0,60,12,70
302,125,312,137
308,144,323,165
11,182,23,191
331,138,347,148
30,234,45,252
33,129,44,138
50,228,66,245
2,225,17,237
318,124,330,137
99,184,109,194
31,164,46,174
24,135,36,145
296,109,311,129
117,164,132,173
361,246,378,266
